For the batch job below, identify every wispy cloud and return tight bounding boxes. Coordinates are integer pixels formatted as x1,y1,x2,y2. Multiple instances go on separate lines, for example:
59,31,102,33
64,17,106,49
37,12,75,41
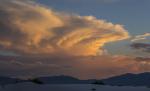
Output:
131,33,150,42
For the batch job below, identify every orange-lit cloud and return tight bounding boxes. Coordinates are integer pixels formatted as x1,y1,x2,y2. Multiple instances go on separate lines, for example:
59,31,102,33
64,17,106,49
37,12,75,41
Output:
0,0,129,56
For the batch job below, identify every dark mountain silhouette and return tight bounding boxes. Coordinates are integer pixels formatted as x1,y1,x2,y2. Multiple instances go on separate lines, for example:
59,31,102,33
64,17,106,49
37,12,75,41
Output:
34,75,95,84
34,72,150,86
101,72,150,86
1,72,150,87
0,76,24,86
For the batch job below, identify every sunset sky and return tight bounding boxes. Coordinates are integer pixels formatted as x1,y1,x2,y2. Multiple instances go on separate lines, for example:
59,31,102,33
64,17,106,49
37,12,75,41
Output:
0,0,149,79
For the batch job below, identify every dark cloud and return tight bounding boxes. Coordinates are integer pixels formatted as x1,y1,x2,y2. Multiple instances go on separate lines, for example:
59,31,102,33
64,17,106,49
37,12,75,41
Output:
0,55,150,79
131,43,150,53
135,57,150,62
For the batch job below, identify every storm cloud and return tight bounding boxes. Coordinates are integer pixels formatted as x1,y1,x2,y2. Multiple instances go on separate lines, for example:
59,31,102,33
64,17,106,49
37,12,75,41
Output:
0,0,129,56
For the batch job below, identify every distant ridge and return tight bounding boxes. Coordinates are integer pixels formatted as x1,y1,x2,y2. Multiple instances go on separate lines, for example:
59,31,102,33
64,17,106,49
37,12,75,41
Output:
34,75,95,84
27,72,150,86
1,72,150,87
101,72,150,86
0,76,24,86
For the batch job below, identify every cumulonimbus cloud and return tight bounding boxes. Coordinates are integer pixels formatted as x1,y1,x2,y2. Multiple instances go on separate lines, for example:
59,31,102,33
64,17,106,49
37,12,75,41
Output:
0,0,129,56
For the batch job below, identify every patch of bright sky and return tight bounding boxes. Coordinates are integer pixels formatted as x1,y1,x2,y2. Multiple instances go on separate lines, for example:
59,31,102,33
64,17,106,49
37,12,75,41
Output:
35,0,150,57
37,0,150,35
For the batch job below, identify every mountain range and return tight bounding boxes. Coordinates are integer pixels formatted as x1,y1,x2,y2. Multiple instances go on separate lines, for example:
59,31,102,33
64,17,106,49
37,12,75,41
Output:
0,72,150,87
101,72,150,86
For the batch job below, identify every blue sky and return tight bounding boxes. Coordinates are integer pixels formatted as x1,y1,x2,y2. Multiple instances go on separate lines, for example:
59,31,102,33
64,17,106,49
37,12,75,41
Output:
37,0,150,35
